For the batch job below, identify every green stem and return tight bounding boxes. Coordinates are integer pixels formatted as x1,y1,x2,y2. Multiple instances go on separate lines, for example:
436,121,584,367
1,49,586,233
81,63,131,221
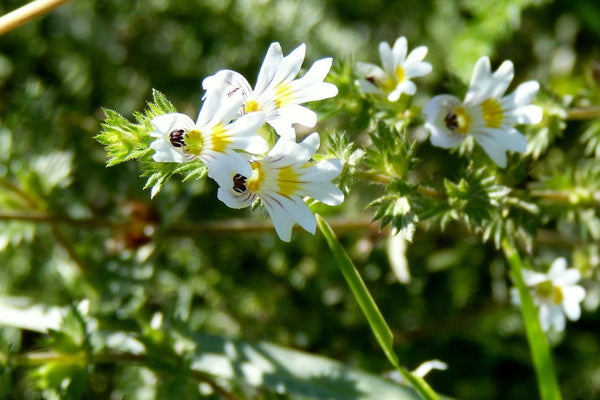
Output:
501,239,562,400
317,214,440,400
566,107,600,120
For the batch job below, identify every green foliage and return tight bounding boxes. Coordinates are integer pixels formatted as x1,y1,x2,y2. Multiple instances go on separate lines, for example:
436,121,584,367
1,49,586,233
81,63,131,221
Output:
2,0,600,399
96,89,175,167
364,122,419,180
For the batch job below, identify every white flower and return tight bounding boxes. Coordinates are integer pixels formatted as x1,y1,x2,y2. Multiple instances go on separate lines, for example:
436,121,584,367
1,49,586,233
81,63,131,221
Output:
209,132,344,242
149,91,267,175
423,56,542,168
511,258,586,332
356,36,432,102
202,42,338,139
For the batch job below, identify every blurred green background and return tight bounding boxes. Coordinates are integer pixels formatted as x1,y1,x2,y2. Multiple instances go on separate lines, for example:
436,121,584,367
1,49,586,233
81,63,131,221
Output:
1,0,600,399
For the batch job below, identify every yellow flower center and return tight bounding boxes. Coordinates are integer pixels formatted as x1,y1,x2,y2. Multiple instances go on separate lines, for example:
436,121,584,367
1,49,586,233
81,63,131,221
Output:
553,285,564,305
445,106,471,135
395,65,405,84
210,124,231,153
534,280,563,304
277,166,302,197
244,100,261,113
481,98,504,128
246,162,264,193
380,66,406,93
183,129,204,155
274,83,295,108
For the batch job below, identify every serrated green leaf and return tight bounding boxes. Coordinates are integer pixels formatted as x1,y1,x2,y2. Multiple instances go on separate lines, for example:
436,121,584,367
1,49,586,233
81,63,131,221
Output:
141,160,207,198
95,89,176,167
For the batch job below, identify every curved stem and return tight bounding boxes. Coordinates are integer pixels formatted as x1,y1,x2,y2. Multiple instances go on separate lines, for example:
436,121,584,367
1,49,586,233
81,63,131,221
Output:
0,0,75,35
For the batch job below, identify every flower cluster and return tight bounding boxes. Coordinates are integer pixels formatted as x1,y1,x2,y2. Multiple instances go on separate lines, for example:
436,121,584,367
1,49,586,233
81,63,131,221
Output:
511,258,586,332
148,43,344,241
356,37,542,168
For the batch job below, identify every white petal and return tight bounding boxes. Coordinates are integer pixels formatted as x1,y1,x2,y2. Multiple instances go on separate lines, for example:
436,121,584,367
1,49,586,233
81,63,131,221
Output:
296,57,333,86
150,138,189,163
202,69,253,101
390,80,416,99
358,79,383,94
562,287,585,321
291,81,339,104
271,193,316,234
422,95,466,149
224,112,268,154
276,104,317,129
271,43,306,88
356,62,386,81
303,182,344,206
203,92,244,128
255,42,285,94
208,152,252,188
506,104,543,125
261,194,296,241
497,127,528,153
553,269,581,286
521,268,548,286
267,133,319,168
150,113,195,137
538,304,552,332
391,37,408,66
548,257,568,278
379,41,395,74
489,60,515,98
473,129,509,167
404,61,433,79
404,46,428,67
268,119,296,140
503,81,540,108
301,158,343,182
548,305,566,332
217,186,254,209
465,57,514,104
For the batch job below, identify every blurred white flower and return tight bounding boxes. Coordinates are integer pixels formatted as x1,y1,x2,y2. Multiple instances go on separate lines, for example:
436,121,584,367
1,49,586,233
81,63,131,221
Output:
511,257,586,332
356,36,432,101
149,91,267,175
203,42,338,139
423,56,542,167
210,132,344,242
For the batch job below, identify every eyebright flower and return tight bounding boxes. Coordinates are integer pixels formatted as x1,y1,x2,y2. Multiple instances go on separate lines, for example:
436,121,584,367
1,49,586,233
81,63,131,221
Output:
149,91,267,173
423,56,542,168
356,36,432,101
511,258,586,332
209,132,344,242
202,42,338,139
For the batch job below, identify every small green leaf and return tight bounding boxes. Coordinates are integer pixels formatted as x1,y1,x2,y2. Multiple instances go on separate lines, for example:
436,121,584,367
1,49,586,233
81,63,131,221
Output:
141,160,207,198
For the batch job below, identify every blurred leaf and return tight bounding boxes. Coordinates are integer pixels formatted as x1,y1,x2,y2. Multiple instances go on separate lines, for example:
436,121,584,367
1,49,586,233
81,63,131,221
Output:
190,331,427,400
31,151,74,195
